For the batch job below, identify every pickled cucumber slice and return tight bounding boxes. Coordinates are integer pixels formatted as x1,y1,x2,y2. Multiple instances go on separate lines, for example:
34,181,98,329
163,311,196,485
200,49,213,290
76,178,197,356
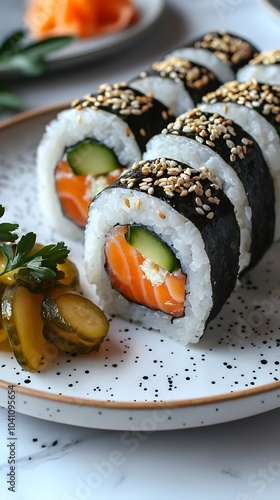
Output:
0,283,7,343
57,259,79,287
43,324,100,354
42,286,109,349
125,225,179,273
1,284,47,371
0,321,7,343
66,139,120,176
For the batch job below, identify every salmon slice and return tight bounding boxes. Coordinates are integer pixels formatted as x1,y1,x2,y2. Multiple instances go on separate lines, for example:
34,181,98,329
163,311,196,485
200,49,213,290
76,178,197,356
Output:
105,225,186,317
25,0,139,40
55,161,91,227
55,161,123,228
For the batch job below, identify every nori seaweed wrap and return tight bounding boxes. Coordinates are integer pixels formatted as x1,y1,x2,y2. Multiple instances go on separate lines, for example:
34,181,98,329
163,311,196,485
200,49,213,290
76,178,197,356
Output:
129,56,221,115
84,158,240,345
145,108,275,272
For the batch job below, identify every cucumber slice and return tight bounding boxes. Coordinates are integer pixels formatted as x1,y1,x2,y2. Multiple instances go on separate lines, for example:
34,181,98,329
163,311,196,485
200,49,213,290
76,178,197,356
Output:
41,286,109,349
43,324,100,354
125,225,179,273
0,283,7,343
66,139,120,176
1,284,47,371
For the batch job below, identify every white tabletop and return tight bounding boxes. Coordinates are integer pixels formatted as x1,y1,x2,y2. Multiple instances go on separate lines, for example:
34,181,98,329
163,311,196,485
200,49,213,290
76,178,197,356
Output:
1,1,280,499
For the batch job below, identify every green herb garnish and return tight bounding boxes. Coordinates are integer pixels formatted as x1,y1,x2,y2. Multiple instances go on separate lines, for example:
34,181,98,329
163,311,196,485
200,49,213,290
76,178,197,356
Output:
0,30,74,76
0,204,69,282
0,205,18,242
0,30,75,114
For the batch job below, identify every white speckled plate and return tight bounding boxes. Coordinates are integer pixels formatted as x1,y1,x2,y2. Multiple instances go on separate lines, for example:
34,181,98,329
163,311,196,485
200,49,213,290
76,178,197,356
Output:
0,106,280,431
0,0,165,78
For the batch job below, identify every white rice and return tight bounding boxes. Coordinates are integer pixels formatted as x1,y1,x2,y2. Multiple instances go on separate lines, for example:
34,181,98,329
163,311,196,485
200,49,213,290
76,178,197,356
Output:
37,107,142,239
130,76,194,116
199,101,280,239
236,64,280,85
144,134,251,272
165,47,235,83
84,187,212,345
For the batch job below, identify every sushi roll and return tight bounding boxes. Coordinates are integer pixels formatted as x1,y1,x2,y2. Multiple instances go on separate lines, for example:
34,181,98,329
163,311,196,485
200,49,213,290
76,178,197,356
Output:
199,80,280,238
237,49,280,85
144,108,275,273
84,158,240,345
37,82,174,239
129,56,221,116
166,31,259,84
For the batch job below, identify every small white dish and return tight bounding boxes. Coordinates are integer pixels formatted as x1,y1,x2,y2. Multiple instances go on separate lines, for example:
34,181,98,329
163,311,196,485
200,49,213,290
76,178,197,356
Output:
0,0,165,77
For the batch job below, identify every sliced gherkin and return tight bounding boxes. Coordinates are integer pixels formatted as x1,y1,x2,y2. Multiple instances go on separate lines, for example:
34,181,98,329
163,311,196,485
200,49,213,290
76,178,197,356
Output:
1,283,47,371
41,286,109,353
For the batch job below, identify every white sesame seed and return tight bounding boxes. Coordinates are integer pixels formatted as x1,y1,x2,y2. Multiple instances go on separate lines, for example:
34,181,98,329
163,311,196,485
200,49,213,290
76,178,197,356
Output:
195,207,205,215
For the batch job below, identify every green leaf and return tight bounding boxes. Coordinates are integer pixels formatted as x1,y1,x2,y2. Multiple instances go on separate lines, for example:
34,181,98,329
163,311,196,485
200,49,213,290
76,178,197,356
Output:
0,53,47,76
27,262,57,281
0,224,19,242
20,36,75,59
0,204,70,283
26,242,70,267
0,206,19,242
0,29,74,76
0,242,14,266
0,30,27,57
14,233,37,267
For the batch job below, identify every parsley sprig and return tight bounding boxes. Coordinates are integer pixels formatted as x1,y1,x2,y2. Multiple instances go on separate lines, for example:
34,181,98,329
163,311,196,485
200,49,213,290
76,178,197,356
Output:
0,205,18,242
0,205,69,282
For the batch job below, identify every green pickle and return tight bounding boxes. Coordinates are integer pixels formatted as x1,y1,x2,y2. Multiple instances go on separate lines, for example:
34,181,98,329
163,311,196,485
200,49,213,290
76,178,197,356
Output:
0,238,108,367
0,283,7,343
42,286,109,354
1,283,48,371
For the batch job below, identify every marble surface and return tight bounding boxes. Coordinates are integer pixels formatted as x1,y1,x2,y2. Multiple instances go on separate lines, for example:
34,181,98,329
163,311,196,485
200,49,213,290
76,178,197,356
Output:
1,406,280,500
1,0,280,499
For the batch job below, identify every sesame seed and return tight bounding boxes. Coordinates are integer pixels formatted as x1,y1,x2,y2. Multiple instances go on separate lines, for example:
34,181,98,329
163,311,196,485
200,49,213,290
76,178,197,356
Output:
203,204,211,211
165,189,175,197
196,207,205,215
117,158,221,220
180,189,189,196
195,186,203,196
206,211,214,219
